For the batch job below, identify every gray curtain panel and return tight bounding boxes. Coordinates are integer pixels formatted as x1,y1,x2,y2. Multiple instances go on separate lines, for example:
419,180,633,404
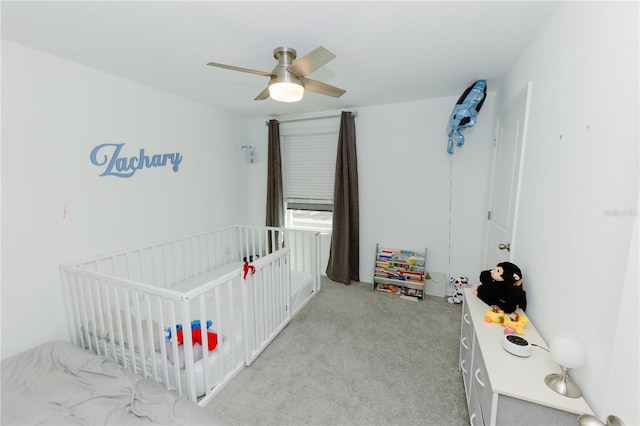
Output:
266,119,283,252
327,111,360,284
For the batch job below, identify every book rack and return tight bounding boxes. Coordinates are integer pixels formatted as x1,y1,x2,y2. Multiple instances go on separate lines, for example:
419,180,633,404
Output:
373,243,427,300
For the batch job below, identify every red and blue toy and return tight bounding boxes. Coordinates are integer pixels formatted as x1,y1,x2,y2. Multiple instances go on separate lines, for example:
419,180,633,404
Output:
166,319,218,351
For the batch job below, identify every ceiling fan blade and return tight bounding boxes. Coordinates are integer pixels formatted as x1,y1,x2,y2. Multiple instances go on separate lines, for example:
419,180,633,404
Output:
302,78,346,98
288,47,336,78
254,87,270,101
207,62,273,77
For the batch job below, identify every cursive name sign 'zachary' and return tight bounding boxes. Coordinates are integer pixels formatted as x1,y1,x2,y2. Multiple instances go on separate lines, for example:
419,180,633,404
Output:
90,143,183,178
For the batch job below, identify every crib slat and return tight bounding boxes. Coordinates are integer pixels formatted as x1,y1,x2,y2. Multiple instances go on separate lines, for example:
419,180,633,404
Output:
180,298,197,401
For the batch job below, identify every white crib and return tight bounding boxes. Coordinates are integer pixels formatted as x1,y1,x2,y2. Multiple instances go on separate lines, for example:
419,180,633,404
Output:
60,225,320,406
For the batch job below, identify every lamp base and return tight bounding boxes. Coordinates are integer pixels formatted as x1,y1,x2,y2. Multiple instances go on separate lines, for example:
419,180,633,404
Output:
545,370,582,398
578,414,625,426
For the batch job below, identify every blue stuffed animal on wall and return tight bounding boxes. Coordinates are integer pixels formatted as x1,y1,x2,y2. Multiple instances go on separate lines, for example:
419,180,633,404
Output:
447,80,487,155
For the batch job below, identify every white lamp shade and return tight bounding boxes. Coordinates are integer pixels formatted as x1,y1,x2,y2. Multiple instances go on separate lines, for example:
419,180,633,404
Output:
269,82,304,102
549,331,585,369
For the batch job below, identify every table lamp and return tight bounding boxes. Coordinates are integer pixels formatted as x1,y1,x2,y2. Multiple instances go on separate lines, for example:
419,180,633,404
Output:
544,331,585,398
578,414,625,426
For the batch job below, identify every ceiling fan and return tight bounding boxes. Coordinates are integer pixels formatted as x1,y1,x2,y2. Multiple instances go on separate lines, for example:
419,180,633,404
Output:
207,46,346,103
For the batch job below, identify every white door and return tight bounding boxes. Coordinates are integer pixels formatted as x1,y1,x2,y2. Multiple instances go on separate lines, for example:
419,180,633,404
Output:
483,83,532,267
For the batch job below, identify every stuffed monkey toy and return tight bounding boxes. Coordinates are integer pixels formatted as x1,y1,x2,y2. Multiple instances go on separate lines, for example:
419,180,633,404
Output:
472,262,527,313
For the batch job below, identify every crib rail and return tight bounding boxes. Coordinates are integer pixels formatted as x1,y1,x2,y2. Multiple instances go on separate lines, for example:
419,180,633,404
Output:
59,224,320,406
60,264,247,403
242,248,291,365
61,224,319,291
63,225,283,288
284,228,321,291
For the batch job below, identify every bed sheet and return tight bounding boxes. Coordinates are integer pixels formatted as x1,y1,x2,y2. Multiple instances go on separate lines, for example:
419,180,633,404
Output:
0,341,221,425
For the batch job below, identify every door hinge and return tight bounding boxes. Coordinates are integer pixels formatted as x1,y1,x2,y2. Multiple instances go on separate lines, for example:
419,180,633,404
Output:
487,211,492,220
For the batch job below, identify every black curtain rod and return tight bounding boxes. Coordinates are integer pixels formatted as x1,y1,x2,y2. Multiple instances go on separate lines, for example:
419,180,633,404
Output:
265,111,357,125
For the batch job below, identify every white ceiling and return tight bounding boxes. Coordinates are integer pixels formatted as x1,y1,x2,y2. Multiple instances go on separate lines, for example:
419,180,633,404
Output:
1,1,558,118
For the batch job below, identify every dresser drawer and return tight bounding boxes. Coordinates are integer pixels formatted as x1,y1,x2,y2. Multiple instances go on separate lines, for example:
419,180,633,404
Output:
460,302,474,396
468,383,484,426
471,341,495,423
461,303,474,341
460,334,473,395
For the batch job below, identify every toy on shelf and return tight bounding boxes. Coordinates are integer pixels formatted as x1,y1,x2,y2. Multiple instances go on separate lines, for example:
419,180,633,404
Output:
166,319,218,351
503,311,529,335
472,262,527,313
484,305,505,323
484,305,529,335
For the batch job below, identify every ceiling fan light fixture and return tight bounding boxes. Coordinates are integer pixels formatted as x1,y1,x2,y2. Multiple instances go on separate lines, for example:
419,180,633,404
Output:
269,82,304,102
207,46,344,102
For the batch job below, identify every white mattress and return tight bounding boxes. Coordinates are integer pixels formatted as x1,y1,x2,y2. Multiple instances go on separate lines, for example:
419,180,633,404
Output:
291,270,313,313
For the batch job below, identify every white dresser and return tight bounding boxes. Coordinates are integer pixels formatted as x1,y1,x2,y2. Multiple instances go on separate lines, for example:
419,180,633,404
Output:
460,288,593,425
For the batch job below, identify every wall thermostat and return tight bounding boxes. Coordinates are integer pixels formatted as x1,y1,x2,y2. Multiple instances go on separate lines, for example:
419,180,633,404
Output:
502,334,531,357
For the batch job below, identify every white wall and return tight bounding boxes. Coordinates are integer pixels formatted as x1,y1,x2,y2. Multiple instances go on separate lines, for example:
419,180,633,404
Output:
499,2,638,422
357,98,495,284
603,212,638,424
1,41,250,359
246,95,496,289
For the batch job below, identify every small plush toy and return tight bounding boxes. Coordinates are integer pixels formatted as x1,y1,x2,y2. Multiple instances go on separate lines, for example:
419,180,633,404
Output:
502,311,529,335
484,305,529,335
167,320,218,351
448,276,469,304
243,261,256,279
484,305,505,323
176,328,218,351
472,262,527,313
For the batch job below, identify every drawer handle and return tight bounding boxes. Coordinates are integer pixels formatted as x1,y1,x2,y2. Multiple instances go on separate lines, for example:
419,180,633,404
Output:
460,360,467,374
461,336,469,350
463,313,471,325
474,369,485,388
470,413,477,426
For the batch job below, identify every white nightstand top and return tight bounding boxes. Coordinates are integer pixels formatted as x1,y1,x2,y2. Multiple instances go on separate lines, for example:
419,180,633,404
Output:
463,288,593,416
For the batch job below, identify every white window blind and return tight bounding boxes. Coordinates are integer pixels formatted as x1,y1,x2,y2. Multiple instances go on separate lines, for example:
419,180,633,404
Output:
283,132,338,205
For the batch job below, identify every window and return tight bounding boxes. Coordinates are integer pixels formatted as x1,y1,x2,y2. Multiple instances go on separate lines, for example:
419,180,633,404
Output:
285,207,333,231
282,131,338,231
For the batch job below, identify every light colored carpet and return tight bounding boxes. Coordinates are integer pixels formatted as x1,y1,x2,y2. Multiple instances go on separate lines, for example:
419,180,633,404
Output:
204,277,469,426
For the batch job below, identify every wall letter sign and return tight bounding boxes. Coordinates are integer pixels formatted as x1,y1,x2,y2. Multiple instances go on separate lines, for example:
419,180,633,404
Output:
90,143,183,178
